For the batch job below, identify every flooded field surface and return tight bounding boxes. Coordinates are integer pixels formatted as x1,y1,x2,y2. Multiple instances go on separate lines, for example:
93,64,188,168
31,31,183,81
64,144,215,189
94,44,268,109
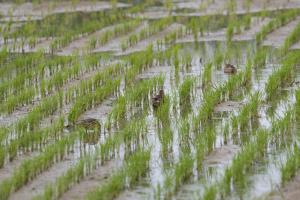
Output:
0,1,300,200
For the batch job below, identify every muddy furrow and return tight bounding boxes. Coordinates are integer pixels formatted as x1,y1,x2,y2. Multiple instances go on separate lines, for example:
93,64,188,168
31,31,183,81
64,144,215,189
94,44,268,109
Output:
268,172,300,200
9,146,80,200
57,25,118,56
0,152,39,181
59,160,120,200
263,16,300,48
93,22,148,53
116,23,185,56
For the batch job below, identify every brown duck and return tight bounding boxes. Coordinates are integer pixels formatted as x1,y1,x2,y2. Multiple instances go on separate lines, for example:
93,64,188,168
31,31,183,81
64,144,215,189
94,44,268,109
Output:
152,89,164,108
76,118,101,133
224,64,237,74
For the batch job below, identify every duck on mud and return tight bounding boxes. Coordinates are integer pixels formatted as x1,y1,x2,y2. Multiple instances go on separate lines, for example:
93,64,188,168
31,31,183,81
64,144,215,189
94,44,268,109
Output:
66,118,101,133
152,89,165,108
73,118,101,145
76,118,101,133
224,64,237,74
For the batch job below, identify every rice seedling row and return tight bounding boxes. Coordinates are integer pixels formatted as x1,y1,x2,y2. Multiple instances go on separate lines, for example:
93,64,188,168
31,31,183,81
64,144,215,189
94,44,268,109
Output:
0,63,124,164
30,74,164,199
2,1,300,200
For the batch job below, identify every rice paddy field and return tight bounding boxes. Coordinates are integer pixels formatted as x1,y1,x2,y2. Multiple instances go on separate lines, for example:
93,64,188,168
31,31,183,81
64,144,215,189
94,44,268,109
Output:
1,0,300,199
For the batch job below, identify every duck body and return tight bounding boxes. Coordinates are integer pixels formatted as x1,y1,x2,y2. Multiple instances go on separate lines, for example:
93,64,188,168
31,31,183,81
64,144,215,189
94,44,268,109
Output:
152,89,164,108
76,118,101,132
224,64,237,74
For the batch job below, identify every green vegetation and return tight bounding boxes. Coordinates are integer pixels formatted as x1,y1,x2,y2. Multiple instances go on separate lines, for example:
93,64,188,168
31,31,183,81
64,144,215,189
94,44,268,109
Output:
1,2,300,200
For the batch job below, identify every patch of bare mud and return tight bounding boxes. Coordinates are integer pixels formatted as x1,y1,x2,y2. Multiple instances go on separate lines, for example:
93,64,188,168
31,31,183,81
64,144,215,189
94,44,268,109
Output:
60,160,120,200
0,105,31,126
204,144,240,166
175,0,226,12
214,101,244,112
115,23,185,56
0,152,39,181
290,40,300,50
114,180,153,200
263,16,300,48
233,18,272,41
267,173,300,200
9,145,80,200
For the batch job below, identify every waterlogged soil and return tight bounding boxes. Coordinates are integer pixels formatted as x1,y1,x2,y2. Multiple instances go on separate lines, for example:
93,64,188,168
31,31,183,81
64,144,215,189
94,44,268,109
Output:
59,160,121,200
263,16,300,48
268,173,300,200
0,151,39,181
290,40,300,50
114,179,153,200
214,100,244,112
0,105,31,126
204,144,240,166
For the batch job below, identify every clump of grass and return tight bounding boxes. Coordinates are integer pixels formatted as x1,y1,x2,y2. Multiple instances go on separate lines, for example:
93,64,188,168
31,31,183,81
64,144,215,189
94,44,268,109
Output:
156,95,171,126
98,19,141,47
216,129,268,198
15,92,63,135
281,144,300,185
203,185,217,200
179,77,196,105
231,92,261,133
282,20,300,53
101,117,147,161
202,63,212,88
121,17,173,50
213,45,224,70
296,90,300,121
253,47,267,69
163,153,194,199
265,51,300,100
